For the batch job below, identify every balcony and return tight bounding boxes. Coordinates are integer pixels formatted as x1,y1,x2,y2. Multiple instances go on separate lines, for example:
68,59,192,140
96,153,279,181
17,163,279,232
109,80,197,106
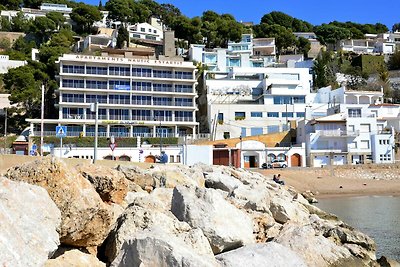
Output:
318,130,359,137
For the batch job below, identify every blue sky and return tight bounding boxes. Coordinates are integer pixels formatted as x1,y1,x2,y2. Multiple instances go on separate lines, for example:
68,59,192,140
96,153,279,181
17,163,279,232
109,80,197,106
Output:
85,0,398,30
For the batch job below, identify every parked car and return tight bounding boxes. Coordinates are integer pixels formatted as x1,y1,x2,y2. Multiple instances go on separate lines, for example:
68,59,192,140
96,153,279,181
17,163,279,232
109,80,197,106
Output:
262,160,288,169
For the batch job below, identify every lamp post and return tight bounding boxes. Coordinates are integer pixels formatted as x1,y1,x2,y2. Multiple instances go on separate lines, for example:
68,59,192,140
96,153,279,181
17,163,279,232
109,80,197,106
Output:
239,135,242,168
3,107,7,154
90,102,98,163
40,84,44,157
154,114,162,155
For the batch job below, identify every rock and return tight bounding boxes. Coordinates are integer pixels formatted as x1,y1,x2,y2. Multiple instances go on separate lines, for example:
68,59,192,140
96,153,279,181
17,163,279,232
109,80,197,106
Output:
377,256,400,267
216,242,308,267
5,158,114,247
0,177,61,267
326,226,376,261
103,204,214,263
248,211,277,242
77,164,128,204
231,184,271,212
116,165,155,190
171,186,254,254
269,194,310,224
204,171,243,193
111,229,218,267
150,165,205,188
124,188,173,213
44,250,105,267
301,191,318,203
274,223,365,267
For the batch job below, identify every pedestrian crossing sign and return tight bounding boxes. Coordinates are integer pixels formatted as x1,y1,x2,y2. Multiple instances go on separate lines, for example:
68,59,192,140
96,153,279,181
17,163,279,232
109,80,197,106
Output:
56,126,67,138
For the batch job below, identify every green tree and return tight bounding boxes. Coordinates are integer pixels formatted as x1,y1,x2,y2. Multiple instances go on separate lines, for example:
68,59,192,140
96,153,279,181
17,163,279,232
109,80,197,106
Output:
105,0,150,25
11,11,31,32
393,23,400,33
0,0,22,9
23,0,42,8
48,28,74,47
253,23,296,54
260,11,312,32
98,0,103,10
70,3,101,33
0,17,12,32
312,50,339,89
46,11,66,29
297,36,311,58
388,50,400,70
314,24,352,45
31,16,56,44
116,26,129,48
0,38,10,49
12,36,36,58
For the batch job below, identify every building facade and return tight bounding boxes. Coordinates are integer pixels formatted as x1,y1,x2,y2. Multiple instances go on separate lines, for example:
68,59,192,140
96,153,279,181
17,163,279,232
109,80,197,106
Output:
27,53,199,138
205,67,313,140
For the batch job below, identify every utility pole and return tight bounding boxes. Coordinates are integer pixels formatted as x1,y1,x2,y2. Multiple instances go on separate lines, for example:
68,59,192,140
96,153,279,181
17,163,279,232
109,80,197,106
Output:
40,84,44,157
4,108,7,154
91,102,99,163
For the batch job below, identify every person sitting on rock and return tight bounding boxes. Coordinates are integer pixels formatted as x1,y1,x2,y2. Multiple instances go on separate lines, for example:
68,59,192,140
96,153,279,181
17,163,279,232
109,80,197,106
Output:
276,174,285,185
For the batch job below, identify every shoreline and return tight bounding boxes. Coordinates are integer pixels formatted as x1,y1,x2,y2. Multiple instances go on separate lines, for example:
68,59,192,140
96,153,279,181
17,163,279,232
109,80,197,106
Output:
256,168,400,199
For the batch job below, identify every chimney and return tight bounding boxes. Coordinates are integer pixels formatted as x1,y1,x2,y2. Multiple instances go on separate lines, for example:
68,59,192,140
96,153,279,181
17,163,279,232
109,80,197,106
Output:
163,30,176,57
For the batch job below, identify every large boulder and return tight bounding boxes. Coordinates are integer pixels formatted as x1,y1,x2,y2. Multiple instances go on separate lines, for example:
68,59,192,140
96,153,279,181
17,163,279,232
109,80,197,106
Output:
231,184,271,212
103,204,214,263
150,165,205,188
5,158,114,247
77,164,128,204
171,186,254,254
115,165,155,190
125,188,173,213
44,250,105,267
274,223,365,267
204,171,243,193
0,177,61,267
111,229,218,267
216,242,307,267
269,194,310,224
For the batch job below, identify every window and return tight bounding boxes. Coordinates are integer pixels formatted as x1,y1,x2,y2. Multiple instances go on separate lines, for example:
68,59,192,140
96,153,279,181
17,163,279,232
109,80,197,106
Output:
360,140,370,149
132,110,151,120
169,155,174,162
267,125,279,133
153,97,173,106
218,113,224,124
86,66,107,75
62,79,84,88
251,128,263,136
235,112,246,120
251,112,262,117
267,112,279,118
175,111,192,122
62,94,83,103
282,112,294,118
348,109,361,118
109,66,130,76
153,83,173,92
153,70,173,78
175,84,192,93
132,95,151,105
132,82,151,91
109,80,130,90
86,94,107,103
296,112,305,118
140,27,145,32
86,80,107,89
241,127,246,137
176,155,181,163
62,65,84,74
175,98,193,107
175,71,192,79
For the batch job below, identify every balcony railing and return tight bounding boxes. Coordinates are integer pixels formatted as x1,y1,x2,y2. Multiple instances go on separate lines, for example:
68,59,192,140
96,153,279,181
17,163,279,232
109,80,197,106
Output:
318,130,359,137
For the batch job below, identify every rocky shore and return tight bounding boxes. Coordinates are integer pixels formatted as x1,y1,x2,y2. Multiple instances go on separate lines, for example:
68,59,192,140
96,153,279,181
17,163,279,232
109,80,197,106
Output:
1,157,399,267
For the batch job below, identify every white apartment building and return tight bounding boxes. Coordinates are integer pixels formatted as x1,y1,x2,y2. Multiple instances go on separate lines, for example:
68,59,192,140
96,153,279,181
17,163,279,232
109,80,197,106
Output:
337,32,400,55
128,22,164,42
189,34,276,71
206,67,313,140
27,53,199,139
297,86,396,166
1,3,72,22
0,55,26,74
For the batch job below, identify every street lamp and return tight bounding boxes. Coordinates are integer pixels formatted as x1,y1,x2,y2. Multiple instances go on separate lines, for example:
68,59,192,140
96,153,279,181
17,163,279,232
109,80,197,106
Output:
239,135,243,168
154,113,162,155
3,107,7,153
90,101,99,163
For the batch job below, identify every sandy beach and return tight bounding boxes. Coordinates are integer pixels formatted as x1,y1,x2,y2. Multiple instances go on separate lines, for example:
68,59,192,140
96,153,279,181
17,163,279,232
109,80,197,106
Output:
257,167,400,198
2,155,400,199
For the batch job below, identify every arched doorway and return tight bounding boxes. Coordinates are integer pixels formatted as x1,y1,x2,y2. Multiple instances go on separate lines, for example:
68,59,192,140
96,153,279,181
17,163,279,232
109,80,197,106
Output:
104,155,115,160
119,155,131,161
291,153,301,167
145,155,156,163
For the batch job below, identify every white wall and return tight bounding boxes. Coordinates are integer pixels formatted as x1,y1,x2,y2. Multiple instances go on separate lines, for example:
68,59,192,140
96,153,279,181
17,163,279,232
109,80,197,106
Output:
185,145,213,165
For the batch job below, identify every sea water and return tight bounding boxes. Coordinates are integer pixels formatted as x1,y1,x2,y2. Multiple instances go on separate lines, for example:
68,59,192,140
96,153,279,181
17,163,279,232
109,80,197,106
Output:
316,196,400,261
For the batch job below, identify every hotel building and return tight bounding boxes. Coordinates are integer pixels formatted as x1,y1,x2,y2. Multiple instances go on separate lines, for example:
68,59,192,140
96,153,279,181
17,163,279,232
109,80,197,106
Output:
27,52,198,138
